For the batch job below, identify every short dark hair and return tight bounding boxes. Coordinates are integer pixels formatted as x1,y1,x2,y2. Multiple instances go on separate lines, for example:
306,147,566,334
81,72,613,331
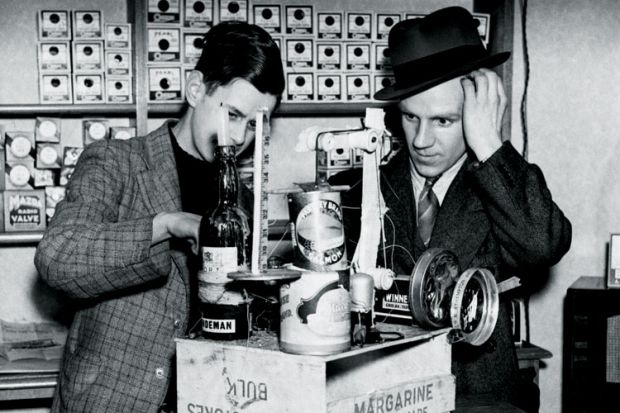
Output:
195,21,285,101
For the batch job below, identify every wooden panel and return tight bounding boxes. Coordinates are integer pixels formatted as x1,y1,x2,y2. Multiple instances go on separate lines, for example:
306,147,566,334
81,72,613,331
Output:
176,329,453,413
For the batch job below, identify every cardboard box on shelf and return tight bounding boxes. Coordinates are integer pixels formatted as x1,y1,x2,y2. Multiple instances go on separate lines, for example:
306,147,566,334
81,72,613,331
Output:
38,10,71,41
73,10,104,40
3,190,47,232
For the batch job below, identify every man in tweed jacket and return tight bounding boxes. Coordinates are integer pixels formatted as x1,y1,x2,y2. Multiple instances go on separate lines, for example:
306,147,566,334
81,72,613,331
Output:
34,22,284,412
331,8,571,413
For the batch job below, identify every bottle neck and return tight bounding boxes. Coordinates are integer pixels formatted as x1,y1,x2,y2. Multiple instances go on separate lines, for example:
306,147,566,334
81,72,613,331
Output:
216,145,239,207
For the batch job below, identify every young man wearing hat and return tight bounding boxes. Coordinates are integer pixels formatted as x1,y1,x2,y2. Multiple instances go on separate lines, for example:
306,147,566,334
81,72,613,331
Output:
331,6,571,412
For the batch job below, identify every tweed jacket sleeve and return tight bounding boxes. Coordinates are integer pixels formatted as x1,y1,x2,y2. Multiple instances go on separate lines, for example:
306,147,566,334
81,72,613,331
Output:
468,141,572,269
34,137,172,300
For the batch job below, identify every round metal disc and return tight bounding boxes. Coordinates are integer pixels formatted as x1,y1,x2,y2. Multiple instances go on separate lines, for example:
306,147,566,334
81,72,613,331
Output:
228,268,302,282
450,267,499,346
409,248,461,328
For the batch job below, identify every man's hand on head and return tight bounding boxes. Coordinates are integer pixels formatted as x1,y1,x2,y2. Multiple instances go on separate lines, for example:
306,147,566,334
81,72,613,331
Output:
460,68,507,163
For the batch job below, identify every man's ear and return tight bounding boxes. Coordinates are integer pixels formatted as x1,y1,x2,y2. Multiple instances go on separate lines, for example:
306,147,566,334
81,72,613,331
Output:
185,70,204,108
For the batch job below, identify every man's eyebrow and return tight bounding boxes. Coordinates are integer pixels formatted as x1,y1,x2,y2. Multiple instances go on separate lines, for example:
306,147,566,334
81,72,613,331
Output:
432,111,461,119
226,104,246,118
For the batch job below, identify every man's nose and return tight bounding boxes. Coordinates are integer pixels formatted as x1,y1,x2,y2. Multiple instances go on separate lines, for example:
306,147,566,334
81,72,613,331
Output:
228,123,247,145
413,122,434,149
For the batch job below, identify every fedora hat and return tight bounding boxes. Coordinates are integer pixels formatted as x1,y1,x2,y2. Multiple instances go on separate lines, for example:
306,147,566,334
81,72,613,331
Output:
374,6,510,101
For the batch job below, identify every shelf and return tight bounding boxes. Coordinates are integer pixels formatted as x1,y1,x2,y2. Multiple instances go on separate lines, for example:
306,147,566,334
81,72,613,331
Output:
0,104,136,117
0,101,393,119
0,232,43,245
277,102,392,116
147,101,393,117
0,223,287,245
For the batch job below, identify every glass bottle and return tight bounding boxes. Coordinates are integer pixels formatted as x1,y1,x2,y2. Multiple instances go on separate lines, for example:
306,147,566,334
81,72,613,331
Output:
198,145,251,340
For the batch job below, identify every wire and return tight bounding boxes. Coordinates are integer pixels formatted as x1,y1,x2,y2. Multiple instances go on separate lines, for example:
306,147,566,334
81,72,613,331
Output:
375,140,389,268
520,0,530,159
266,223,289,259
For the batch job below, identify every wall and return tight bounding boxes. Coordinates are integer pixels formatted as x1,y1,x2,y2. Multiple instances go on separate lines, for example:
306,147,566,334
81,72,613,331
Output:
510,1,620,412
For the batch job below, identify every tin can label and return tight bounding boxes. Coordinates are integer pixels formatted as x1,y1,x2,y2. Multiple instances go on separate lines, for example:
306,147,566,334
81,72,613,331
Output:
280,271,351,355
288,191,347,271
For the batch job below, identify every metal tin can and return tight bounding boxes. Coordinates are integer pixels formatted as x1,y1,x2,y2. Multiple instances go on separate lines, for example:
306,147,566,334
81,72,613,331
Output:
287,190,348,271
279,270,351,355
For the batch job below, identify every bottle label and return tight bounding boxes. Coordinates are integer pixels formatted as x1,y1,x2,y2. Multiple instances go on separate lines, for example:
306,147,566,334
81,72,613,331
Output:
202,317,236,333
201,247,237,272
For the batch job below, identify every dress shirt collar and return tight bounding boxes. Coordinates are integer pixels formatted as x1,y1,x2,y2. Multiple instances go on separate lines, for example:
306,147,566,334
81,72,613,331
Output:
409,153,467,205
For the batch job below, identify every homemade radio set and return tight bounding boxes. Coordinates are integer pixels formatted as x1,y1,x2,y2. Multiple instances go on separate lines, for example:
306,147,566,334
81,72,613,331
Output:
205,105,505,354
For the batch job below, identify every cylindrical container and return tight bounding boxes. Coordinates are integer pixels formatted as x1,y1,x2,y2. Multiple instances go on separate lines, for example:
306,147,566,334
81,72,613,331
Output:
287,190,348,271
198,270,253,341
279,270,351,355
350,272,374,313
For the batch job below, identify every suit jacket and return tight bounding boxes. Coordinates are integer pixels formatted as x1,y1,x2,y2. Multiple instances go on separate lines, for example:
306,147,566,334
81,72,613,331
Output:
35,123,194,412
332,141,571,407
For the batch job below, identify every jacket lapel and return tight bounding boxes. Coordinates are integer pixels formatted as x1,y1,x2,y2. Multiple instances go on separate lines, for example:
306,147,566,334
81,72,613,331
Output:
381,151,417,264
134,123,190,285
380,152,490,270
429,160,489,268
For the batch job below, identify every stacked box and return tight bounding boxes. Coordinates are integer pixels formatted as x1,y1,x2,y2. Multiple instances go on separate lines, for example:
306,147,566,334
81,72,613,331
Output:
110,126,136,140
105,23,132,49
184,0,214,28
38,42,72,72
219,0,248,23
38,10,71,40
37,9,135,105
73,10,104,40
253,5,282,34
148,0,181,24
317,12,343,39
147,0,184,103
346,12,372,40
105,22,133,104
285,5,313,35
3,190,46,232
182,31,205,66
82,119,110,146
376,13,401,41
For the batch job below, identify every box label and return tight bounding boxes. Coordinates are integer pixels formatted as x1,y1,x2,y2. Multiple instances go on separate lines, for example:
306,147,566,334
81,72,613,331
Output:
286,39,313,68
40,11,70,39
39,43,70,71
327,375,455,413
148,0,180,23
149,67,182,101
219,0,248,22
318,13,343,39
106,51,132,76
347,13,372,39
347,44,371,70
105,24,132,48
4,190,46,232
148,28,181,63
184,0,213,27
286,6,313,35
317,43,341,70
74,11,103,39
253,5,281,33
74,42,104,72
40,74,72,103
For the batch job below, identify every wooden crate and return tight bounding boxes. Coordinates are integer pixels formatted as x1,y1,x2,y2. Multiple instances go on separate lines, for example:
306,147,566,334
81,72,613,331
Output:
176,325,454,413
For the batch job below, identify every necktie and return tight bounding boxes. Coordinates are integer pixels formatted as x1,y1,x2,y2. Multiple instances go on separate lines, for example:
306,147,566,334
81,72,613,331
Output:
417,177,440,247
